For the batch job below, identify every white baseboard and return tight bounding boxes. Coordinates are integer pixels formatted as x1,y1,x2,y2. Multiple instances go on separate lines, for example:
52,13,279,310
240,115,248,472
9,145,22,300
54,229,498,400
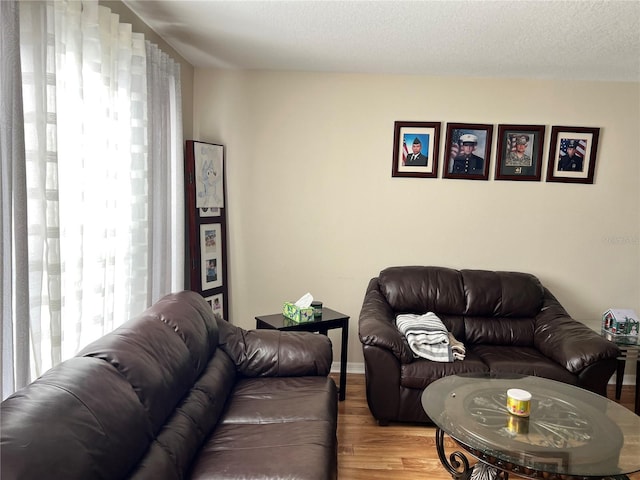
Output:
608,374,638,386
331,362,365,375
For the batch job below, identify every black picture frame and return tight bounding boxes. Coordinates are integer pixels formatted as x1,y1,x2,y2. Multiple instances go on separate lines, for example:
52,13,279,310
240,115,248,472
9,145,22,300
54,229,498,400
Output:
546,126,600,184
443,123,493,180
495,124,545,181
392,121,441,178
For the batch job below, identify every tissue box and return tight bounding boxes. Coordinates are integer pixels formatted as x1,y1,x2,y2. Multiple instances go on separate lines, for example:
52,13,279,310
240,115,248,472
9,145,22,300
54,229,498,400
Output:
283,302,314,323
602,309,639,337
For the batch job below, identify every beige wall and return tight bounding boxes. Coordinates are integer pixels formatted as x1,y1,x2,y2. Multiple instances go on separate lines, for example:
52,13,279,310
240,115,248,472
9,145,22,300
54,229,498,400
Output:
194,70,640,373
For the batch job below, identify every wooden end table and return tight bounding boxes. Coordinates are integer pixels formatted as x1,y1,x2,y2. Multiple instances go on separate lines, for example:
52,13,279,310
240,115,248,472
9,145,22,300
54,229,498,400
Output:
255,307,349,401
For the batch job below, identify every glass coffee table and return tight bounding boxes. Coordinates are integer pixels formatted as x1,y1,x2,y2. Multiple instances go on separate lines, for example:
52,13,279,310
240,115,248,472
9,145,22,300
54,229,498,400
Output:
422,374,640,480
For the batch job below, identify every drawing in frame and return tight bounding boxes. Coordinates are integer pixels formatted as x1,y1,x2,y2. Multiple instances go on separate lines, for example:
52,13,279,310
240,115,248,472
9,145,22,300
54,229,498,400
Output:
495,124,545,181
194,142,224,208
200,223,223,291
546,126,600,184
443,123,493,180
392,121,441,178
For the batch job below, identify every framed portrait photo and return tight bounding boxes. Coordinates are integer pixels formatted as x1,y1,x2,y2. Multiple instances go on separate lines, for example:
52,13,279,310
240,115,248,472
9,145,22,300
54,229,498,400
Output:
546,126,600,184
392,121,441,178
495,124,545,181
204,293,224,320
199,207,220,218
443,123,493,180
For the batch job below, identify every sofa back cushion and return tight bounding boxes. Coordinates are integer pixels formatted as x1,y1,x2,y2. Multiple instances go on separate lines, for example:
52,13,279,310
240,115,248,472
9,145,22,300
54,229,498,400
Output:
460,269,543,318
77,291,219,433
463,316,536,346
378,266,465,314
1,357,153,480
378,266,544,345
378,266,543,317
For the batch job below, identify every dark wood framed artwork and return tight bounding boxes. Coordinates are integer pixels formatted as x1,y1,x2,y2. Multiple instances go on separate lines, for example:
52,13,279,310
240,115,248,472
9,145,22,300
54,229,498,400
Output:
443,123,493,180
185,140,229,320
495,124,545,181
392,121,441,178
546,126,600,184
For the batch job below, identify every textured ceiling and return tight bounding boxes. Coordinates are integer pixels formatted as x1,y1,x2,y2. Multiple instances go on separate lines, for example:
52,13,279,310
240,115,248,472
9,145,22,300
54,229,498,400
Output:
123,0,640,82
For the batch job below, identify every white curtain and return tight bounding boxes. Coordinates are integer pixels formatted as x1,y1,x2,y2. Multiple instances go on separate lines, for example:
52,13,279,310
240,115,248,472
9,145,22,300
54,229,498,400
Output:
1,0,30,400
146,41,184,304
1,0,183,397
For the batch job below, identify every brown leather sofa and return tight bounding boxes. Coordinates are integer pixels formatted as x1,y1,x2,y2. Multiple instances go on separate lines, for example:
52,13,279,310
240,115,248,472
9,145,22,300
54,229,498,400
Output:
358,266,620,425
1,291,338,479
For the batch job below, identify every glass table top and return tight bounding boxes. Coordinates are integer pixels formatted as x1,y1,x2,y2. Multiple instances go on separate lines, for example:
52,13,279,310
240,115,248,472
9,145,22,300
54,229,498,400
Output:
422,374,640,478
601,329,640,348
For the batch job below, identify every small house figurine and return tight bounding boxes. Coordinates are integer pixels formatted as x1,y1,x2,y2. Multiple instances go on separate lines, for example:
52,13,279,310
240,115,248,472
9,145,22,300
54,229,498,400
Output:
602,309,640,337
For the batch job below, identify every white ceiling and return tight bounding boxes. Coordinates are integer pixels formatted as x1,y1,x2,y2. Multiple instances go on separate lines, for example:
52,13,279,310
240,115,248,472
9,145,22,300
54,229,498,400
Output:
123,0,640,82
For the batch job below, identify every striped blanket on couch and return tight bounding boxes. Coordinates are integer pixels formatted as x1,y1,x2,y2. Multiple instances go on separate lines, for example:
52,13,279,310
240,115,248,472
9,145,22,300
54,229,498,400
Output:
395,312,465,362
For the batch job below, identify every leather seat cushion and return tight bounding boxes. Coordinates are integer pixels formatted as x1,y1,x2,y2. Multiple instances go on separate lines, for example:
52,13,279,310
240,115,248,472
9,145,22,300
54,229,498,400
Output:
400,352,489,389
190,376,337,480
471,345,578,385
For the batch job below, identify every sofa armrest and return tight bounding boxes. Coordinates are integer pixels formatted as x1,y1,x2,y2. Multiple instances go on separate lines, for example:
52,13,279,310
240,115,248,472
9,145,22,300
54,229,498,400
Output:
216,317,332,377
358,278,414,364
533,288,620,373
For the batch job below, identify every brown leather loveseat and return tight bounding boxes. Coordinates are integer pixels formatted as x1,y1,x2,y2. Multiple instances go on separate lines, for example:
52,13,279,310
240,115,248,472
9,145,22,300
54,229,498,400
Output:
358,266,620,424
1,291,338,479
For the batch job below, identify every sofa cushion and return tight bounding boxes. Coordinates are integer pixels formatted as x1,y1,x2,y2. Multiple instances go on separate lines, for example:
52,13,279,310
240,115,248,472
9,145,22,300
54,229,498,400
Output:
463,316,536,346
190,376,338,480
400,352,489,389
470,345,578,385
0,357,153,480
377,267,544,320
129,349,237,480
461,270,544,317
378,266,465,314
77,291,219,434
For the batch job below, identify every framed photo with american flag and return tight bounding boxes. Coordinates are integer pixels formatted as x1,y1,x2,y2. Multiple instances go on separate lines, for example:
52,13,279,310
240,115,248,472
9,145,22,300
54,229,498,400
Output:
443,123,493,180
495,124,545,181
546,126,600,184
391,121,441,178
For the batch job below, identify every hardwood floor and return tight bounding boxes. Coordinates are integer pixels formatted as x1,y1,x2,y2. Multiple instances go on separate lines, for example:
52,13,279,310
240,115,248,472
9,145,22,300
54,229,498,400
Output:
334,374,640,480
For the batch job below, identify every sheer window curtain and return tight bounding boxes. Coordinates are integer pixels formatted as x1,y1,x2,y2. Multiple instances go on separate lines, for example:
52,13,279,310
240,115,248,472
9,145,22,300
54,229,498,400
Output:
1,0,183,398
1,0,30,401
146,41,184,304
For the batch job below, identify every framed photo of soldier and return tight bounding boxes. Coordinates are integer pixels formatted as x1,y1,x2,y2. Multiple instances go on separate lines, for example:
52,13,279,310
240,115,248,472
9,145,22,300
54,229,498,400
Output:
443,123,493,180
391,121,441,178
495,124,545,181
546,126,600,184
